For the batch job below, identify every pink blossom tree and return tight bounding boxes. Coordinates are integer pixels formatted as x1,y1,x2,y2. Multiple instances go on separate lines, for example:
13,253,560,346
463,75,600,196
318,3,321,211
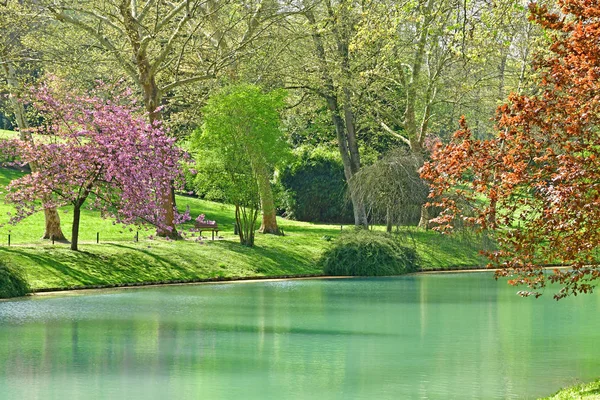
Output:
4,83,187,251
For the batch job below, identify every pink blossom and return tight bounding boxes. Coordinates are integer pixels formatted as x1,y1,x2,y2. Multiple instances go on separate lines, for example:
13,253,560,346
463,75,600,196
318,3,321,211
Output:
2,80,192,248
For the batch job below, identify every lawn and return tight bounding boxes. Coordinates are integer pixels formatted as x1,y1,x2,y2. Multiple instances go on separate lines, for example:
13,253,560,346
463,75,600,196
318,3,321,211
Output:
0,167,487,291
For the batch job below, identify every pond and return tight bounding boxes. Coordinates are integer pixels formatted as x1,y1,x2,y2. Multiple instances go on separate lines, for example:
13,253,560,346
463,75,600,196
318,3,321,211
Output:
1,273,599,399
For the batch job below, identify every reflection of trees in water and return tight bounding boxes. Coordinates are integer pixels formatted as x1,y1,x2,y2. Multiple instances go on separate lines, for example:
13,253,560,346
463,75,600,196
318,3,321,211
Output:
1,279,600,398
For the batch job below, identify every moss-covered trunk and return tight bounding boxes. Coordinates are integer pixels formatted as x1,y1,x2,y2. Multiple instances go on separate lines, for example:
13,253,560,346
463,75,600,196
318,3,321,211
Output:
256,164,279,235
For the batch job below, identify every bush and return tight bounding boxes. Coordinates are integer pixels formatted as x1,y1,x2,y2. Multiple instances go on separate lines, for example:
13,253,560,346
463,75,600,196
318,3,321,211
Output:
278,147,353,223
319,230,419,276
0,264,30,298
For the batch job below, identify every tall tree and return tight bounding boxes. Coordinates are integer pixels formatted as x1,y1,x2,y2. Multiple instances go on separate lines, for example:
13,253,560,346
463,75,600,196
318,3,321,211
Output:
0,1,66,240
283,0,370,227
421,0,600,299
198,84,288,235
357,0,541,226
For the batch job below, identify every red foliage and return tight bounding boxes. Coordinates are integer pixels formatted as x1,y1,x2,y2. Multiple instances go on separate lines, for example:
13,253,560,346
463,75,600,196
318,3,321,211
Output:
421,0,600,299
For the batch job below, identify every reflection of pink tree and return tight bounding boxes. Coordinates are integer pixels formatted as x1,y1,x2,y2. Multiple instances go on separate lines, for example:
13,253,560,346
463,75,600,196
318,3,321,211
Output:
5,82,187,250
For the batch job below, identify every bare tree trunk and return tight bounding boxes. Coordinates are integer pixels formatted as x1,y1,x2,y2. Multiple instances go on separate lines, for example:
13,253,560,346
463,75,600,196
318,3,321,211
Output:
326,97,368,228
304,7,368,228
256,164,279,235
1,52,67,240
43,208,66,240
386,205,393,233
418,205,429,230
71,204,81,251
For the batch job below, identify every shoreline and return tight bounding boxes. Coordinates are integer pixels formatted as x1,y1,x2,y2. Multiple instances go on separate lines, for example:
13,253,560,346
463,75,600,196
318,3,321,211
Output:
22,265,520,297
2,265,573,300
31,266,492,297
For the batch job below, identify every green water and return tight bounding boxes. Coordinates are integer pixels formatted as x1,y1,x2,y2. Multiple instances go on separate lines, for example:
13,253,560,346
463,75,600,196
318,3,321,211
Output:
1,273,599,399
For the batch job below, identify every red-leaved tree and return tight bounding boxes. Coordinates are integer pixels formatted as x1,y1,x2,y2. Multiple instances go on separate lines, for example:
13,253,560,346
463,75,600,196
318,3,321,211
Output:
421,0,600,299
4,82,187,251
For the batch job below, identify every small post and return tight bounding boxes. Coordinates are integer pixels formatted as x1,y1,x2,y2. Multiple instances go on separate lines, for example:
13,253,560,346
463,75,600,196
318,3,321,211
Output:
340,225,343,232
136,231,139,242
8,234,10,246
52,236,55,245
96,232,99,244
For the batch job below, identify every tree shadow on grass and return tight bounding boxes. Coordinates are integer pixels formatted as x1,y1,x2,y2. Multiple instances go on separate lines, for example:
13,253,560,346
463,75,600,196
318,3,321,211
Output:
0,247,103,286
209,240,322,275
0,245,198,288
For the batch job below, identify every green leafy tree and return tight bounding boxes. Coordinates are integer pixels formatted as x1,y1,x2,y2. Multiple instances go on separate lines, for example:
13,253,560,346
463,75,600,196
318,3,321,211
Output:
197,84,288,238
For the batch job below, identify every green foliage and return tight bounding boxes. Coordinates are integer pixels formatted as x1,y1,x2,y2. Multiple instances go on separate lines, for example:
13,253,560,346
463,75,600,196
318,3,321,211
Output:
194,84,289,245
319,230,420,276
198,84,289,170
278,146,353,223
0,264,29,298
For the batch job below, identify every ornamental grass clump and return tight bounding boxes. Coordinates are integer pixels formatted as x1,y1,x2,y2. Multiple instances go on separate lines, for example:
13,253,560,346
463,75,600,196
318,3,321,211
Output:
0,264,29,298
319,230,419,276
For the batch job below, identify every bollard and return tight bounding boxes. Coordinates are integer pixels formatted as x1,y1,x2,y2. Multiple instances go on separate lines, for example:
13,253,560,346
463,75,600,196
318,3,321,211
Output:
8,234,10,246
136,231,139,242
96,232,99,244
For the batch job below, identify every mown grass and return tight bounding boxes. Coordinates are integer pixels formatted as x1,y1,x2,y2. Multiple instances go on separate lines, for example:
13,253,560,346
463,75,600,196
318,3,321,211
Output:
0,129,16,139
0,166,487,292
540,380,600,399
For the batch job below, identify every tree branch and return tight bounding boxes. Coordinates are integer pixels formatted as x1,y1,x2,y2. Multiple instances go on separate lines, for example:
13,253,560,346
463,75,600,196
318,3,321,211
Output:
160,73,214,93
48,7,139,83
380,121,411,146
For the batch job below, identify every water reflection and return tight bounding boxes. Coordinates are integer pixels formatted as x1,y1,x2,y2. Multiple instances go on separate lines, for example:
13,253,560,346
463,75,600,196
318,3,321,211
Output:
1,274,599,399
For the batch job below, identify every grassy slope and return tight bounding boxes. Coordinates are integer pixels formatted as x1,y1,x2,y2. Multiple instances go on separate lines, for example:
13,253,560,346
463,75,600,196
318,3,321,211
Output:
0,164,486,291
0,129,15,139
540,380,600,399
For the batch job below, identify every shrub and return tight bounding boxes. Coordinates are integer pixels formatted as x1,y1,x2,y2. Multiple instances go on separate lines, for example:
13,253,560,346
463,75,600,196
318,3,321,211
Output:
319,230,419,276
278,146,353,223
0,264,30,298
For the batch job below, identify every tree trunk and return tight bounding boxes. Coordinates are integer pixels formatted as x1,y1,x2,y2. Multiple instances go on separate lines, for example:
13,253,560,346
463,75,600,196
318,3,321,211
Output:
255,164,279,234
119,1,178,238
304,7,368,228
0,52,67,241
144,85,178,239
71,204,81,251
418,205,429,230
327,96,368,228
235,204,258,246
386,206,393,233
43,208,67,241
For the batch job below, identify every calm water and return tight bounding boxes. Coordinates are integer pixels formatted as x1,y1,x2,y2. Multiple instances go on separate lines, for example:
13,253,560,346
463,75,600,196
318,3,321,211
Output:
1,273,599,399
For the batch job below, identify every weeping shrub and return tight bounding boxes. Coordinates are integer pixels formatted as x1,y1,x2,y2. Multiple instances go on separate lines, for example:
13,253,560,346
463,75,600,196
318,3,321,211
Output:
0,264,30,298
319,230,419,276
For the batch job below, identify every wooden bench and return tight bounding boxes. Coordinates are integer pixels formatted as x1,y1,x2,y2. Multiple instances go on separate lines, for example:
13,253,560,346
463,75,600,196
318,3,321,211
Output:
195,221,219,240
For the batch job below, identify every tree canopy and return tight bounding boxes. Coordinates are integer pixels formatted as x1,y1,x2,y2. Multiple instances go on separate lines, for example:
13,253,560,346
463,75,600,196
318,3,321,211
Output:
5,81,185,250
421,0,600,299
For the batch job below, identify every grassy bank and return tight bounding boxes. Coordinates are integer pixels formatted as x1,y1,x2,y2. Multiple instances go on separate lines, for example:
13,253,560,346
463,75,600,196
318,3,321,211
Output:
0,167,487,292
540,380,600,399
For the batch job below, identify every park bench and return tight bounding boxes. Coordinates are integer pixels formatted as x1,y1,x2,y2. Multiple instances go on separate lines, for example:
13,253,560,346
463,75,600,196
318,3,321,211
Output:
195,220,219,240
